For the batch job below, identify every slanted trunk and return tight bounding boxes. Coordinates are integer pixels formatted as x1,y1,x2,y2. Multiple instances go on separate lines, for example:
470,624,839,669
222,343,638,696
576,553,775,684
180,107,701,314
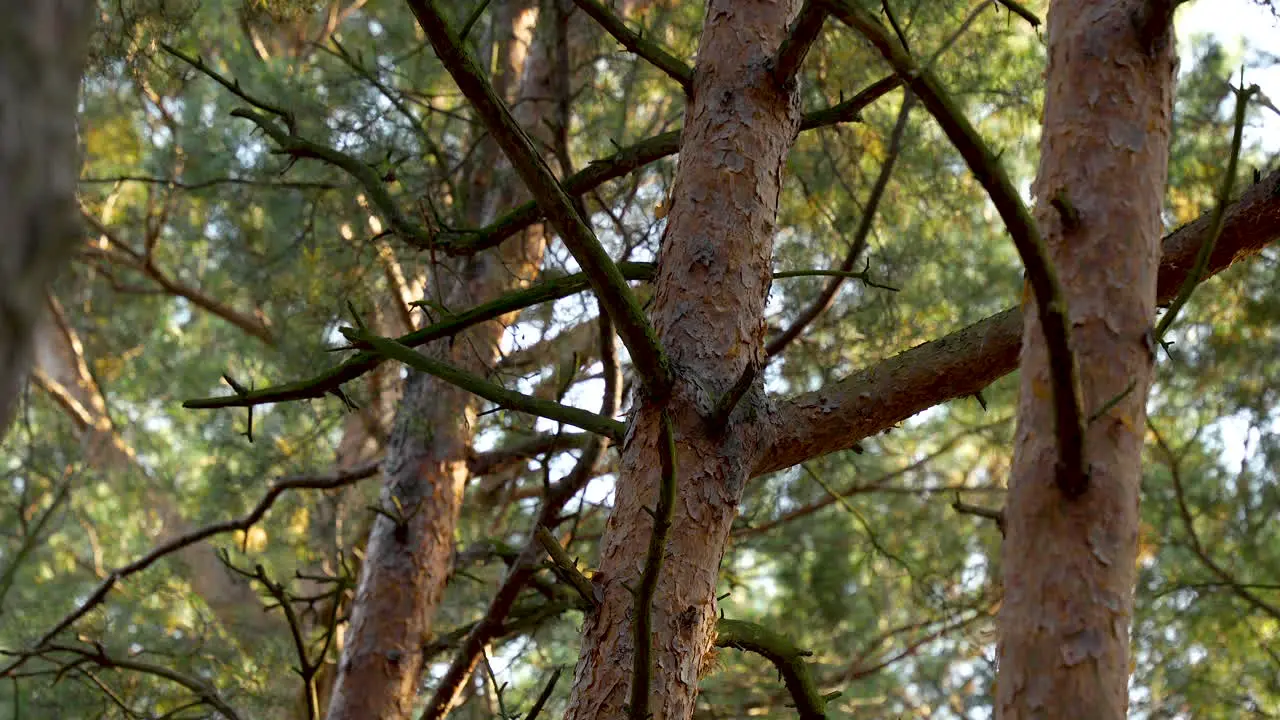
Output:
563,2,801,718
997,1,1177,717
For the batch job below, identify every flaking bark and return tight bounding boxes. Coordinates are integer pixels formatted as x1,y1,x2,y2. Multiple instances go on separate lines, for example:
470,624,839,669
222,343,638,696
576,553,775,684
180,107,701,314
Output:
563,2,802,718
996,1,1178,717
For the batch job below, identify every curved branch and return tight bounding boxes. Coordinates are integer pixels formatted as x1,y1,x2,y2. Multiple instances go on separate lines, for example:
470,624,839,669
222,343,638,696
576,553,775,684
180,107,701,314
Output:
715,620,828,720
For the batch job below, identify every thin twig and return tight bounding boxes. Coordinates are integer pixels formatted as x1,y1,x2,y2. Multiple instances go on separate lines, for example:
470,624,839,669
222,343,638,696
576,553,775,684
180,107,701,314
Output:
768,91,913,356
1148,420,1280,621
629,410,677,720
0,463,378,678
951,496,1005,534
1155,82,1257,339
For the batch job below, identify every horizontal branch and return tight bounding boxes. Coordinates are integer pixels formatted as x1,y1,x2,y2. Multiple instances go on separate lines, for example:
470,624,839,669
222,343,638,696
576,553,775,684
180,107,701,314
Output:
343,328,626,440
184,264,874,411
184,262,654,409
758,166,1280,477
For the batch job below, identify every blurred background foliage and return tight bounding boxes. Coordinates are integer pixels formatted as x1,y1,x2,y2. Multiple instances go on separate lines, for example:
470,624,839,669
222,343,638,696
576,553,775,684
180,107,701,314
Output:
0,0,1276,717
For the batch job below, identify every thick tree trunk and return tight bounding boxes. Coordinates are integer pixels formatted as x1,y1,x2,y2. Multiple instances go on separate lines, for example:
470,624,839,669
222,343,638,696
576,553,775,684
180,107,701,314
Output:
563,3,801,718
0,0,94,440
997,2,1177,718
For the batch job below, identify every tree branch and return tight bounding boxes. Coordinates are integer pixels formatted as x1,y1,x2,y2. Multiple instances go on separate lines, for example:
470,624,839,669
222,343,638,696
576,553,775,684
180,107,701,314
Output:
184,262,654,409
758,166,1280,477
0,463,378,678
822,0,1087,495
1148,420,1280,621
716,620,828,720
630,409,677,720
454,74,902,260
572,0,693,92
768,90,912,357
1155,83,1255,339
418,317,622,719
343,327,626,440
407,0,670,396
184,262,890,412
80,213,275,345
772,1,827,83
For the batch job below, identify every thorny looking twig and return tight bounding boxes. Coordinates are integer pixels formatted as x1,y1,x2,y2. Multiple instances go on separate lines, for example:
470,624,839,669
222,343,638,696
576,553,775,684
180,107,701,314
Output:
0,463,378,680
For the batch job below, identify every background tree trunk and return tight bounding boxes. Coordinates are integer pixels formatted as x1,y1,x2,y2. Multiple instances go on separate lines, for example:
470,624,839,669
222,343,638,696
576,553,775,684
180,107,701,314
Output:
0,0,94,439
325,3,607,717
997,1,1178,717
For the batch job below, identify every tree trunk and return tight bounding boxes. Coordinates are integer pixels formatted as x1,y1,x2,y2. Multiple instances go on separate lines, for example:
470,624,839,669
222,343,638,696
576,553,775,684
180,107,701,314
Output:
563,2,801,718
0,0,94,439
324,2,609,716
997,2,1177,718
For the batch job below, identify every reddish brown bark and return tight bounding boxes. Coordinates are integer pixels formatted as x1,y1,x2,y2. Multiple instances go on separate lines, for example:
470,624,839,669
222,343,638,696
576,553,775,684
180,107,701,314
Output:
563,2,801,718
323,3,612,717
996,1,1177,717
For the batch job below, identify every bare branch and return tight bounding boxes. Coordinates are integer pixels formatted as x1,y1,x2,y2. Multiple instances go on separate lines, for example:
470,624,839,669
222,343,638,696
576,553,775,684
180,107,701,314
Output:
716,620,828,720
768,91,912,357
407,0,671,397
419,317,621,719
1148,421,1280,621
759,166,1280,477
572,0,693,92
0,463,378,678
81,212,275,345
